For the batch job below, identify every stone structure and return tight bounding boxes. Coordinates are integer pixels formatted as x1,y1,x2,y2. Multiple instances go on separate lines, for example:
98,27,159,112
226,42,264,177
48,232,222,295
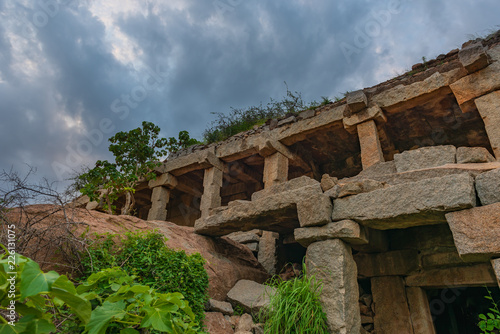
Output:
93,33,500,333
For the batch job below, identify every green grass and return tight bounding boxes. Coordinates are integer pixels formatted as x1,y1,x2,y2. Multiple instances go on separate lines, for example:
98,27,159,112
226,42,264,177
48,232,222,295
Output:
260,265,329,334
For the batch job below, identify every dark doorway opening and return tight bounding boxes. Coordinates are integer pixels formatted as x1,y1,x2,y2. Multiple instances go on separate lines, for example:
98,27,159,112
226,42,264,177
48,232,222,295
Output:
427,286,500,334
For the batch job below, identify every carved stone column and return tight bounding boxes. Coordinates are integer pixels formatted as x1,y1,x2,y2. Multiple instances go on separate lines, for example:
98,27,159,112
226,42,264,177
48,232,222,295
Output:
358,120,385,169
263,151,288,189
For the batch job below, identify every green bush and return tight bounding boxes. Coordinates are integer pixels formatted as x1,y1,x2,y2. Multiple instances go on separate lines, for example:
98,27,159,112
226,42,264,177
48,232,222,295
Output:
260,265,329,333
478,288,500,333
79,230,209,324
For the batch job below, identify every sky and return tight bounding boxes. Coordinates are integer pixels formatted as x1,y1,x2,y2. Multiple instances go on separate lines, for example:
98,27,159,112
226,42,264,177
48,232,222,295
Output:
0,0,499,189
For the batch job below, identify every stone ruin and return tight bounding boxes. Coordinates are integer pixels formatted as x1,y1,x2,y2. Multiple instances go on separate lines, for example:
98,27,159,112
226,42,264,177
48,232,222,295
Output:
88,32,500,333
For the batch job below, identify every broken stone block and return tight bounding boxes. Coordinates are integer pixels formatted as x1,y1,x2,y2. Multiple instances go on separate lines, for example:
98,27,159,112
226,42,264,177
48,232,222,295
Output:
406,287,436,334
451,58,500,105
331,179,387,198
358,120,385,169
226,230,261,244
297,193,333,227
346,90,368,113
405,263,497,287
331,173,477,230
320,174,338,192
393,145,457,172
445,202,500,261
355,160,397,178
475,90,500,159
252,175,320,201
297,109,316,120
236,313,254,332
294,220,368,247
207,299,234,316
354,250,420,278
277,115,296,127
456,147,495,164
458,42,490,74
492,258,500,288
204,312,234,334
258,231,279,275
475,167,500,206
306,239,361,334
226,280,276,315
371,276,413,334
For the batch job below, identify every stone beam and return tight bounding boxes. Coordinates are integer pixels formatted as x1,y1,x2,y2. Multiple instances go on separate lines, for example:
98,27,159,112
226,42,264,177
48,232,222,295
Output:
159,148,223,176
259,139,311,172
147,186,170,221
405,263,497,288
200,166,224,218
474,90,500,159
343,105,387,134
263,151,288,189
306,239,361,333
148,173,178,189
357,120,385,170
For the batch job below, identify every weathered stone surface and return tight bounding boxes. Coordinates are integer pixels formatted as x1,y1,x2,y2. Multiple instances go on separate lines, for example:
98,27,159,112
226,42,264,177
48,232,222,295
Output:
294,220,368,247
475,167,500,206
355,160,397,178
405,264,497,288
445,203,500,261
320,174,338,192
343,105,387,133
236,313,253,332
147,186,170,221
451,50,500,105
346,90,368,113
297,109,316,120
204,312,234,334
258,231,278,275
297,193,333,227
354,250,420,278
200,167,224,218
252,175,320,201
326,179,387,199
351,228,389,253
277,115,296,127
394,145,457,172
475,90,500,159
160,147,223,176
358,120,385,169
226,280,276,315
263,152,288,188
492,258,500,288
195,180,322,236
226,230,261,244
456,147,495,163
371,276,413,334
390,225,456,252
331,174,477,230
207,299,234,316
406,287,436,334
245,242,258,252
306,239,361,334
458,42,490,74
148,173,178,188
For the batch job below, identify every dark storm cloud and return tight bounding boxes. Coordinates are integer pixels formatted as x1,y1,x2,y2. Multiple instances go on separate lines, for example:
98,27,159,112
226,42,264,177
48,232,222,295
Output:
0,0,499,187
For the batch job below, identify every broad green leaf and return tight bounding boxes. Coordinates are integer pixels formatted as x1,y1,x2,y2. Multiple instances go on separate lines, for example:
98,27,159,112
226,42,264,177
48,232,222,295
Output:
19,260,59,299
0,323,28,334
85,300,127,334
51,276,92,324
13,302,43,318
119,329,140,334
140,305,174,332
24,318,56,334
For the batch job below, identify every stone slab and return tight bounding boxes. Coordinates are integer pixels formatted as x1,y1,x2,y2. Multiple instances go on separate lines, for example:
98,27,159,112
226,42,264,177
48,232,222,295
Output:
251,176,320,201
297,193,333,227
207,299,234,316
294,220,368,247
405,264,497,288
306,239,361,334
371,276,413,334
475,167,500,206
148,173,178,188
458,42,490,74
445,202,500,261
475,90,500,159
456,147,495,164
354,250,420,278
226,230,261,244
343,105,387,133
393,145,457,173
226,280,276,315
331,173,477,230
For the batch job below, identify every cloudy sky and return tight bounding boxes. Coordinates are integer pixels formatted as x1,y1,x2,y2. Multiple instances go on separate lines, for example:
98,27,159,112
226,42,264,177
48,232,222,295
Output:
0,0,499,189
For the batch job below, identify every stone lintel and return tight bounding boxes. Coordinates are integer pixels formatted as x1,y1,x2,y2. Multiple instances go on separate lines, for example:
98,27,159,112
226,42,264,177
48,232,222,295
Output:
405,263,497,288
357,120,385,170
343,105,387,134
355,249,420,278
475,90,500,159
159,148,223,176
406,287,436,334
147,186,170,221
294,220,368,247
263,151,289,188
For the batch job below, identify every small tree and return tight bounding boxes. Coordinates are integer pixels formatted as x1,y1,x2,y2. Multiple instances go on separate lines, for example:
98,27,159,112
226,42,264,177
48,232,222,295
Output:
79,121,168,215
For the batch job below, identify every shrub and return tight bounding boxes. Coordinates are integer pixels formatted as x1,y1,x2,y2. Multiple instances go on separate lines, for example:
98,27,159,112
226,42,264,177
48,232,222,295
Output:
478,288,500,333
260,265,329,333
79,230,209,324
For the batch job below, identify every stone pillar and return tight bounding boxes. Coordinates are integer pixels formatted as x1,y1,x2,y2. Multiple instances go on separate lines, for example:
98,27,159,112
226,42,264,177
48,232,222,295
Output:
371,276,413,334
492,258,500,288
200,166,224,218
257,231,279,275
406,287,436,334
147,186,170,221
263,152,288,189
306,239,361,333
475,90,500,159
358,120,385,169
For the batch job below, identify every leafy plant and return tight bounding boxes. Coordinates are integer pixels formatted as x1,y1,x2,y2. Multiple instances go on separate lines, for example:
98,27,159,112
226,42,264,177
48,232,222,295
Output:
78,121,168,215
260,265,329,334
79,231,209,324
478,288,500,334
166,131,201,154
